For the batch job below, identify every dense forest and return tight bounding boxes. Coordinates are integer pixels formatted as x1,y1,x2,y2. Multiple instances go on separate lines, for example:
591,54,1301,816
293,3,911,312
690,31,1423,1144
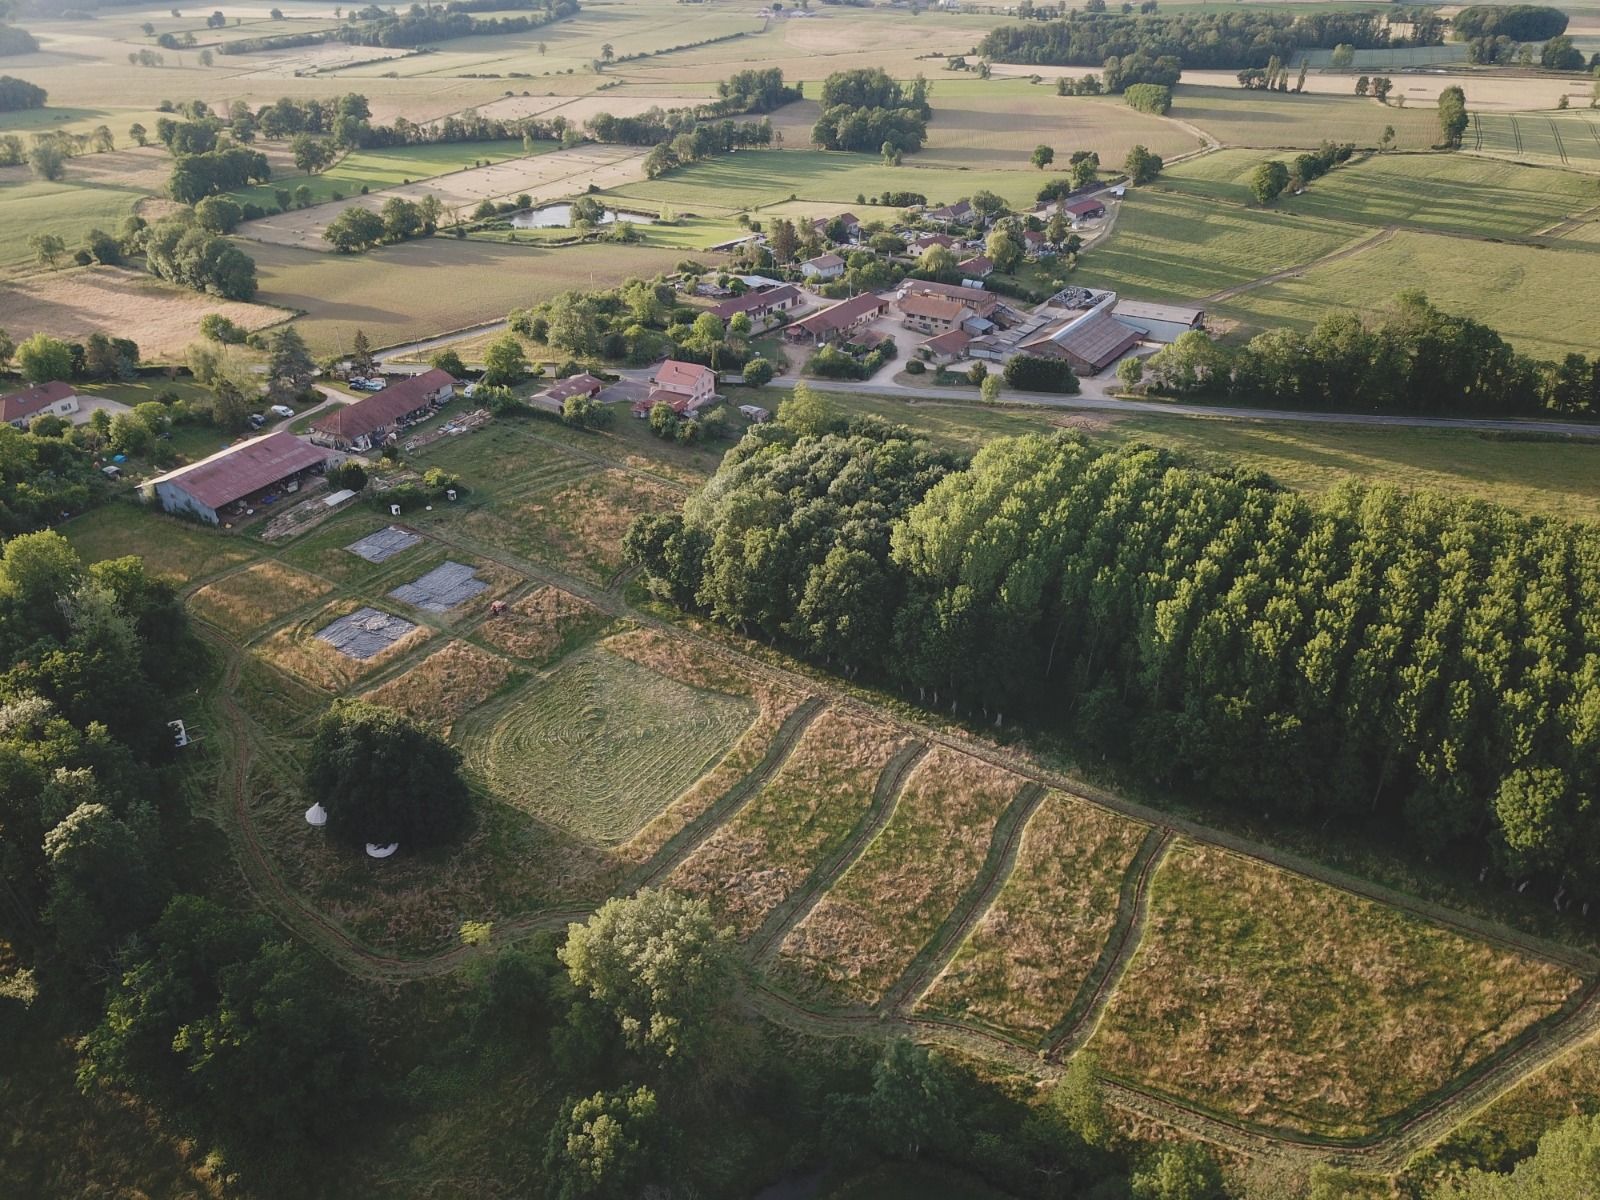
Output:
1450,4,1568,41
629,399,1600,891
811,67,932,153
978,9,1441,70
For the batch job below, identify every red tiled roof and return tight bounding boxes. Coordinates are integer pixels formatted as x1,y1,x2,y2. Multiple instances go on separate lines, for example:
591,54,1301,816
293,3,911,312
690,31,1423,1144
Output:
708,285,801,320
542,373,605,402
1063,198,1106,217
790,292,886,337
1,379,77,423
958,255,994,275
899,293,970,322
312,368,454,441
921,329,972,355
653,360,715,395
147,430,330,510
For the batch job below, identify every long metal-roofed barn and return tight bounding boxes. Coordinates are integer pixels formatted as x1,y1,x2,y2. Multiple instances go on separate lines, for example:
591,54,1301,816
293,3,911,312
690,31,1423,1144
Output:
309,368,456,452
141,430,333,525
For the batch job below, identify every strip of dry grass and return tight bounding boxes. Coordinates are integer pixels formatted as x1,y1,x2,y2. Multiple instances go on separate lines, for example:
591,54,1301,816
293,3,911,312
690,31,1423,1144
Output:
362,640,516,733
916,792,1148,1041
187,560,333,640
1089,843,1583,1139
475,584,608,664
777,746,1025,1008
668,707,913,936
254,598,431,694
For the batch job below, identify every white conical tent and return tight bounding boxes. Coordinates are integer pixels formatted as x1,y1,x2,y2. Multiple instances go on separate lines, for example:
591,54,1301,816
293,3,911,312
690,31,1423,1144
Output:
365,842,399,859
305,802,328,827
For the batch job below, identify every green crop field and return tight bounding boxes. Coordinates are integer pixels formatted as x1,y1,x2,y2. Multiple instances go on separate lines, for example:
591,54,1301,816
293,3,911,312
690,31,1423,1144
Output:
777,746,1026,1008
1090,843,1582,1139
1078,187,1364,302
670,707,913,936
917,793,1149,1042
229,139,541,209
248,238,697,353
1157,150,1598,239
461,648,755,844
1216,229,1600,360
1172,84,1441,150
1472,111,1600,171
0,176,146,278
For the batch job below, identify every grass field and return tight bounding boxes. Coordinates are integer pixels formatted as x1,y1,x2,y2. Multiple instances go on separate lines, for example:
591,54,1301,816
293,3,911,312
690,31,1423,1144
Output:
361,639,516,731
187,560,332,639
462,647,754,844
229,139,537,210
607,148,1051,216
1079,188,1364,303
1170,84,1441,150
1216,229,1600,360
0,176,147,278
248,238,697,353
1090,843,1581,1139
669,707,914,936
1472,110,1600,172
778,746,1026,1008
1157,150,1598,239
916,793,1149,1042
62,503,258,584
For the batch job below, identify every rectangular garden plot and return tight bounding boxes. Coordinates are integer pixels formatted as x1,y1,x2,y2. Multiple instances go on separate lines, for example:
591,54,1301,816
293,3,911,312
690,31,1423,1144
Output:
668,707,916,937
388,561,489,613
1087,843,1584,1140
776,746,1027,1008
347,525,422,563
188,561,333,640
458,647,756,845
916,792,1149,1043
316,607,419,659
362,640,515,733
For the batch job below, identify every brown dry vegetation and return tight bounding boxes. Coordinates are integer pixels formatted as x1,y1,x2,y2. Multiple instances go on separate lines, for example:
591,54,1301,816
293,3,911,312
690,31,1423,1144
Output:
778,746,1025,1008
917,793,1148,1041
501,468,682,584
254,598,431,694
668,708,914,936
1090,843,1583,1139
187,560,333,640
475,584,608,663
362,640,516,732
0,266,288,358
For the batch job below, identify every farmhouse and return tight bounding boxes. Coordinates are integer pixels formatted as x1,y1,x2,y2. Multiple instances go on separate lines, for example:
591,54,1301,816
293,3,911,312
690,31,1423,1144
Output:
1019,306,1144,374
633,359,717,417
919,328,972,363
899,279,1006,323
142,430,332,525
1022,229,1049,257
310,368,456,452
925,200,974,225
958,255,994,280
2,380,81,428
801,253,846,281
709,284,804,330
899,293,988,335
1112,299,1206,343
910,233,956,255
784,292,889,344
532,372,604,414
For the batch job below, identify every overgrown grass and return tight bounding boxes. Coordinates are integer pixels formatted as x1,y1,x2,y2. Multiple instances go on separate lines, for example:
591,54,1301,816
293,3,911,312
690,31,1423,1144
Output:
362,639,518,733
917,792,1148,1042
1089,843,1582,1139
669,706,913,936
474,584,609,664
778,746,1025,1008
62,503,259,585
254,597,432,694
187,560,334,639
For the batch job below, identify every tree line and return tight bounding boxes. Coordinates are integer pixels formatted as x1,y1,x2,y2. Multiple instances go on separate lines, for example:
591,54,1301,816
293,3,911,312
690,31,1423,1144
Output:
977,9,1440,72
1137,292,1600,417
629,395,1600,891
0,73,44,112
216,0,579,54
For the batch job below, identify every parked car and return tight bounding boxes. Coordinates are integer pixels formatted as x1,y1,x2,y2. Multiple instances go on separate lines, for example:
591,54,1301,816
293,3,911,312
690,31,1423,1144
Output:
247,413,267,429
462,382,478,399
270,404,295,418
352,377,385,391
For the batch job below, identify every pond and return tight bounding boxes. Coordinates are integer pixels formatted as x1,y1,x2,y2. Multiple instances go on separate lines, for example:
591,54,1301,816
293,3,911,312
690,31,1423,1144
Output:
509,204,658,229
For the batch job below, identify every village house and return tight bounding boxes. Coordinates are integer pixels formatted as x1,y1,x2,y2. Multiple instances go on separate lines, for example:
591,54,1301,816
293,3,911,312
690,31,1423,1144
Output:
633,359,717,418
800,252,846,282
783,292,889,345
925,200,974,226
531,372,604,415
898,292,992,336
310,368,456,452
2,380,82,429
910,232,956,256
709,284,805,331
919,328,973,364
1021,229,1049,258
142,430,332,525
957,255,994,280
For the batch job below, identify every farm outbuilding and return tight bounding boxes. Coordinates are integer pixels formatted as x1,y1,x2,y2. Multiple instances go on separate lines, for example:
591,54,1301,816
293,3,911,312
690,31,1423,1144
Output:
1019,307,1144,375
142,431,333,525
532,372,604,414
785,292,889,344
310,368,456,452
1112,299,1207,344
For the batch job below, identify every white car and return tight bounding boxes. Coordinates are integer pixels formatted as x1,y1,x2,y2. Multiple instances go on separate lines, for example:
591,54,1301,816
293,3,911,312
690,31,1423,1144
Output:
462,382,478,398
270,404,295,418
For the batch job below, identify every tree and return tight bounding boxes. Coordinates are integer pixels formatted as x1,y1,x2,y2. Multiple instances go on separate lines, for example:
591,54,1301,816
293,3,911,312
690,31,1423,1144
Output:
918,244,959,282
986,227,1022,273
292,132,331,175
1329,43,1355,69
1068,153,1099,189
558,888,735,1065
1437,84,1468,149
304,699,471,849
600,41,614,62
198,48,213,66
15,333,73,383
1372,76,1393,102
562,393,612,430
29,140,65,181
29,231,65,269
853,1038,959,1161
482,333,527,386
776,381,844,436
1247,159,1290,205
1434,1113,1600,1198
0,328,12,366
1124,143,1163,185
1131,1144,1224,1200
323,206,385,252
266,326,315,399
194,194,243,234
542,1087,659,1200
128,121,148,147
430,349,466,377
1379,123,1396,151
351,329,374,374
1354,75,1370,97
970,188,1007,219
1050,1052,1112,1149
1117,353,1145,391
1030,143,1054,169
980,374,1000,404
